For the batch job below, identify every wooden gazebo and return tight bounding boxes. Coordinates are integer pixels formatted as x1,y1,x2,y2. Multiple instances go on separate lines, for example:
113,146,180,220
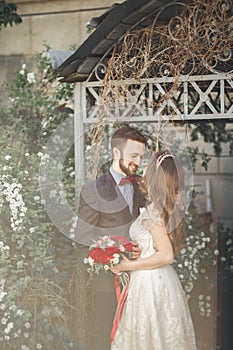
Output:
50,0,233,183
48,1,233,348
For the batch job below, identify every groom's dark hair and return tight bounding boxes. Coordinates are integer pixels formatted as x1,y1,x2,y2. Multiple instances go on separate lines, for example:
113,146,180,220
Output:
111,126,147,149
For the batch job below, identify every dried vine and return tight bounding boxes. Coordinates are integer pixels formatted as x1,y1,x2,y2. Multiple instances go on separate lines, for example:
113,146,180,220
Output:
97,0,231,110
105,0,233,83
88,0,233,178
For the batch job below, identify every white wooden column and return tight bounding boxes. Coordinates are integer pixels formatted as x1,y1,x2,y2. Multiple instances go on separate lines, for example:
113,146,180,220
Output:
74,82,85,193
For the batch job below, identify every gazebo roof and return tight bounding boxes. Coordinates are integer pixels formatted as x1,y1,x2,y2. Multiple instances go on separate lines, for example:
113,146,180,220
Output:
55,0,192,82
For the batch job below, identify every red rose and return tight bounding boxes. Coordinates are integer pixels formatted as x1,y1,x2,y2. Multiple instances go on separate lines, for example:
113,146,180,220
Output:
111,235,133,252
88,246,120,265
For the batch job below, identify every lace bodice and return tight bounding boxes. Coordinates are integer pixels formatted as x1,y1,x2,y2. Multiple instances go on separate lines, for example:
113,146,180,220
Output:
129,203,163,259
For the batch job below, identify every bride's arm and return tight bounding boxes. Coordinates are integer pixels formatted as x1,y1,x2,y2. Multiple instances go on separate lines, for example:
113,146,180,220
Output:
111,221,174,273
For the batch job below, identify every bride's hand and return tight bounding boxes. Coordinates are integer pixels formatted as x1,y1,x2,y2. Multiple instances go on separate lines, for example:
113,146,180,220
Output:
111,255,130,274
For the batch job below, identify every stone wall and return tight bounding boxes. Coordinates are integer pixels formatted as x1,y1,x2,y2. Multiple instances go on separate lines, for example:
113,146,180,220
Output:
0,0,122,83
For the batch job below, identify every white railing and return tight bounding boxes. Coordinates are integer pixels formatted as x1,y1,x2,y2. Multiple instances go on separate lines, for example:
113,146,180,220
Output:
80,74,233,122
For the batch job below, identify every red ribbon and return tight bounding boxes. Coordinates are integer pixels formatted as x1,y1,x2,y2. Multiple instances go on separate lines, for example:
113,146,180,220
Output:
111,272,130,342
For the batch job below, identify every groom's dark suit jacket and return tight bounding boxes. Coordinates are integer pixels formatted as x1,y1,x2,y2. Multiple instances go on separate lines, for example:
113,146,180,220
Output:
75,169,146,350
76,169,146,246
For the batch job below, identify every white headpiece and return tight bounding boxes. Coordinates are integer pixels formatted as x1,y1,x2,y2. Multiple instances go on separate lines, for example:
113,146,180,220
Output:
156,153,175,170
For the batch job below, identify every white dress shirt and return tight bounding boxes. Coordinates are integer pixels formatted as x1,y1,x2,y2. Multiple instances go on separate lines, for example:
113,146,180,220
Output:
110,166,134,215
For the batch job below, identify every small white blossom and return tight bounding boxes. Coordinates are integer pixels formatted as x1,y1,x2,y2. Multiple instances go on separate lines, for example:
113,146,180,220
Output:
1,317,7,325
41,51,50,59
0,303,6,310
21,345,29,350
88,257,94,267
5,155,11,161
16,309,24,316
27,72,36,84
111,254,120,265
119,245,125,252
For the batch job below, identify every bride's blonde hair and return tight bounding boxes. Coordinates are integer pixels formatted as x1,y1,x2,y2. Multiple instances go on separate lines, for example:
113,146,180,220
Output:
142,151,186,254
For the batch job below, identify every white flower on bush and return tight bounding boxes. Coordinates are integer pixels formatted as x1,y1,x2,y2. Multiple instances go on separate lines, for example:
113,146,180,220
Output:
69,233,75,239
4,321,14,334
41,51,50,59
21,345,29,350
0,304,6,311
0,280,7,303
0,242,9,252
71,216,78,229
0,175,27,245
173,220,216,297
0,291,7,302
4,155,11,161
27,72,36,84
1,317,7,325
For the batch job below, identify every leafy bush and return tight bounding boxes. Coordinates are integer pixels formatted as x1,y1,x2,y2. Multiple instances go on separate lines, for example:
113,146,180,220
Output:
0,46,80,349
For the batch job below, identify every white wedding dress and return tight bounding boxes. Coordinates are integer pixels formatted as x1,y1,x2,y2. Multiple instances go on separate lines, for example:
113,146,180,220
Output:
111,203,197,350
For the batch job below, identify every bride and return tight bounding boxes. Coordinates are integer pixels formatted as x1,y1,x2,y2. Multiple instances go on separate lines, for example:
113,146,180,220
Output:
110,152,197,350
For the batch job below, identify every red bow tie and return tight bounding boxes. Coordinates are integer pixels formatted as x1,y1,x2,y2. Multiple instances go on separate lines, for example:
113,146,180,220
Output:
119,176,136,186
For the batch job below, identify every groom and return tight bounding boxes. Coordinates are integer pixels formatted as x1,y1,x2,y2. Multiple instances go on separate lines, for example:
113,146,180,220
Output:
76,126,147,350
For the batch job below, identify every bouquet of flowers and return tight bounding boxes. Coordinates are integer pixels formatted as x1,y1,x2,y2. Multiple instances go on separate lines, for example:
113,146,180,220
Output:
84,234,133,277
84,235,133,341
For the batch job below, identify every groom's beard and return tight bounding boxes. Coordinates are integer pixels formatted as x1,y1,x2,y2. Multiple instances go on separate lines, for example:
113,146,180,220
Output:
119,158,138,176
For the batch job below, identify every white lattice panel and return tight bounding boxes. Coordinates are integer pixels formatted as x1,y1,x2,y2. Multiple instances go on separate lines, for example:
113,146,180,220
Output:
81,74,233,122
